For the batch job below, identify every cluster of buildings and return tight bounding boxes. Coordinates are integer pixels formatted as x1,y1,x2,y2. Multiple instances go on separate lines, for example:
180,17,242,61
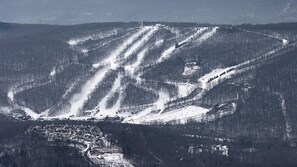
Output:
26,124,130,166
27,124,108,146
188,144,229,157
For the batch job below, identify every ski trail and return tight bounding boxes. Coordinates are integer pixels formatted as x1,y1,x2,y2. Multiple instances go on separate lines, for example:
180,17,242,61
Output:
241,29,289,45
170,43,283,108
198,42,288,97
180,27,208,44
67,67,110,117
66,26,152,117
7,89,40,119
173,38,290,109
81,30,137,55
193,43,284,101
235,44,287,70
8,82,53,119
93,26,159,116
66,26,161,117
123,25,159,60
18,105,40,119
156,27,215,64
108,85,126,115
125,48,149,76
196,27,219,43
95,74,122,116
92,27,151,68
126,26,288,120
137,27,221,112
67,29,119,46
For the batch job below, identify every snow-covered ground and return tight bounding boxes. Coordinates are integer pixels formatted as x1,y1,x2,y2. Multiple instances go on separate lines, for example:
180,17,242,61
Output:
7,25,230,123
125,105,209,124
7,24,291,125
176,83,197,98
164,81,197,98
64,25,161,118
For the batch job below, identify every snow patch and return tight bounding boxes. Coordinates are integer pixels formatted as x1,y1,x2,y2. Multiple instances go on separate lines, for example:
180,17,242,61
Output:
0,107,11,113
81,49,89,54
50,68,56,77
8,90,14,102
282,38,289,45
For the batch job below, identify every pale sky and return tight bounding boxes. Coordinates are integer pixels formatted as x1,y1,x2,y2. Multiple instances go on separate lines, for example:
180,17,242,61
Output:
0,0,296,25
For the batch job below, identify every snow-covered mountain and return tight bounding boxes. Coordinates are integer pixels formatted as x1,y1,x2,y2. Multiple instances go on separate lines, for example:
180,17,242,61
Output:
1,22,297,125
